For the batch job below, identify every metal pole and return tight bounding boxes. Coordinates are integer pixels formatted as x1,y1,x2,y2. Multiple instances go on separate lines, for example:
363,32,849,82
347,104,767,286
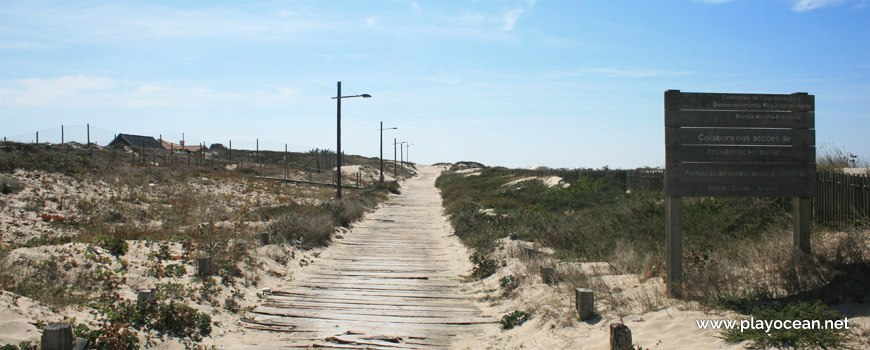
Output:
380,121,384,183
87,123,90,146
285,144,288,180
394,138,398,178
229,140,232,161
336,81,342,199
61,125,64,144
36,131,38,143
400,142,404,170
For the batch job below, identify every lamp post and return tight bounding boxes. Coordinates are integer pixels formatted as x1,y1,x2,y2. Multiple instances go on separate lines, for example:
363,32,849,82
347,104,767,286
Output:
399,141,406,171
379,122,397,183
405,143,414,167
331,81,371,199
394,138,398,178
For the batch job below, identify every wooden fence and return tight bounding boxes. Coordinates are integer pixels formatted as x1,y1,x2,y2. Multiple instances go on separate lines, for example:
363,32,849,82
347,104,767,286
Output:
510,167,870,227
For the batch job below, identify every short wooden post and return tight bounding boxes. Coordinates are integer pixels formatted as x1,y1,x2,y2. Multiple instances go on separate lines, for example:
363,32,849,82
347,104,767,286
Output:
541,265,556,284
666,196,682,297
137,289,156,303
575,288,594,320
74,337,88,350
523,246,536,259
794,197,811,254
197,256,212,277
609,323,632,350
41,322,74,350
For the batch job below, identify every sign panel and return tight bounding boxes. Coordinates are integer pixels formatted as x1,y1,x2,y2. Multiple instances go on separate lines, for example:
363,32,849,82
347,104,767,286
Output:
665,145,814,163
664,90,815,197
666,163,814,183
665,110,814,128
666,128,814,147
673,92,814,111
665,182,815,198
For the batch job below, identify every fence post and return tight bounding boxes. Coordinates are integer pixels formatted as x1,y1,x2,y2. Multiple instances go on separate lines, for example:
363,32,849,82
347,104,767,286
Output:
666,196,682,297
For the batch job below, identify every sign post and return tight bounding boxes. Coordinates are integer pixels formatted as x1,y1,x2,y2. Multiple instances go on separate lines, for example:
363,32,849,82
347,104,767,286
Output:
664,90,815,296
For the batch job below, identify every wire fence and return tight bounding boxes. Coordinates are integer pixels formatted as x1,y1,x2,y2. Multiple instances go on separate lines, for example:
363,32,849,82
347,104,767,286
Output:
1,123,418,189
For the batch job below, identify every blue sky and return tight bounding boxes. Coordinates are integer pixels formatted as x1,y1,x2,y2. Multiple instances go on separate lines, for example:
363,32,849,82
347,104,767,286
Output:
1,0,868,169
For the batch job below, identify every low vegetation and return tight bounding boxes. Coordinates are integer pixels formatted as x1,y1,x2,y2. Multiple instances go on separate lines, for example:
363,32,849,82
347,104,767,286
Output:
437,164,870,348
0,141,400,348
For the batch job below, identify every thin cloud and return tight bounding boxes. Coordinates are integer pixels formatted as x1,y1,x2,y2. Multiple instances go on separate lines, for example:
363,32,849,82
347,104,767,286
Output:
0,75,299,108
365,16,378,28
791,0,846,11
555,68,694,78
503,9,524,31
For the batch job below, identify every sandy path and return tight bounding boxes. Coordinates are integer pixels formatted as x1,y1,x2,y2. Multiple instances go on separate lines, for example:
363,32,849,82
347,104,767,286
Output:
235,165,494,349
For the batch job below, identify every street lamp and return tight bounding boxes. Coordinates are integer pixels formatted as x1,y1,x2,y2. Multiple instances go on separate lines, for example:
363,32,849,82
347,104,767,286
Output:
405,143,414,167
379,122,397,183
399,141,406,172
331,81,371,199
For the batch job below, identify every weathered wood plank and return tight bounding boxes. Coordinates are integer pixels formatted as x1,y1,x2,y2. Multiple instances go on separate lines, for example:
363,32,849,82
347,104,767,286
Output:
666,127,814,146
666,144,814,163
670,92,814,111
665,110,814,128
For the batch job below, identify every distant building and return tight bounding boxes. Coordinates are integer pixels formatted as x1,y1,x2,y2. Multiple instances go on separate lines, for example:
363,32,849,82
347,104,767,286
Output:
108,134,163,149
160,140,202,152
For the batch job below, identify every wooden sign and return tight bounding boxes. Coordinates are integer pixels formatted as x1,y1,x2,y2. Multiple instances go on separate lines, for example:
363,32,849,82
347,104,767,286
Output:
665,90,816,197
663,90,816,297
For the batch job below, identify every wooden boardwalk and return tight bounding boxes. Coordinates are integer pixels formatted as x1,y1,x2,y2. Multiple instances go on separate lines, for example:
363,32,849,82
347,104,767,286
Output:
240,166,494,349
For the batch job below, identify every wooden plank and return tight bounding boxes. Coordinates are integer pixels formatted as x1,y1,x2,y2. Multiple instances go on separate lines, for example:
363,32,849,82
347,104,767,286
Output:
666,128,814,146
673,92,814,111
666,144,814,163
666,163,815,183
253,307,495,325
665,110,814,128
666,181,816,197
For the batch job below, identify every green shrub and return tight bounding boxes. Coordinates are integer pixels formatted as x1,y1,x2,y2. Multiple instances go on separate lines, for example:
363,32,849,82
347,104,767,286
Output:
0,342,36,350
374,180,401,194
93,235,128,257
500,310,531,330
499,275,518,292
270,209,335,247
721,301,850,349
0,176,24,195
95,293,212,341
73,320,139,350
471,250,498,279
